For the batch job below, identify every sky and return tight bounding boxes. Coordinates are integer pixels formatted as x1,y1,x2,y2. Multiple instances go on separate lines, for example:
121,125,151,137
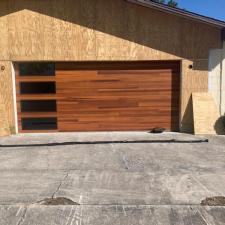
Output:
176,0,225,22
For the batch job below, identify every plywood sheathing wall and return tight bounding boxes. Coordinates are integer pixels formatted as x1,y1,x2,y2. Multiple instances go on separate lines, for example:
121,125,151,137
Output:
0,62,14,134
181,60,209,133
0,0,222,134
192,92,224,135
0,95,10,136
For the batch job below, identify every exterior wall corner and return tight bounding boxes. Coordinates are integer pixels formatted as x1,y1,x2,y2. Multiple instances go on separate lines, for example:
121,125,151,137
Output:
0,61,15,136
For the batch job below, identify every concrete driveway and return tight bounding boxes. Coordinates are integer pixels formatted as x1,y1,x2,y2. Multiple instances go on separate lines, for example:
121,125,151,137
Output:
0,132,225,224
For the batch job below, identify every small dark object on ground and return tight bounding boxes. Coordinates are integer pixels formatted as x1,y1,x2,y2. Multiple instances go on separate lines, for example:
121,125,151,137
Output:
37,197,80,205
150,127,166,133
201,196,225,206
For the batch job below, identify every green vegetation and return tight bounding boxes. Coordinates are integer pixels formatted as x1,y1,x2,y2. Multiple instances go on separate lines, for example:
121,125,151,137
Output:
223,114,225,127
151,0,178,7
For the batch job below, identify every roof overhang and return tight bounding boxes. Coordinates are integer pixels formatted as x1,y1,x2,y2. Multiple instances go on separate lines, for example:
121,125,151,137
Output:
126,0,225,29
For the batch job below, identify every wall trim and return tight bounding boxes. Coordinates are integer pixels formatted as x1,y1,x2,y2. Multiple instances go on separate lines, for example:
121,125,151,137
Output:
11,62,18,134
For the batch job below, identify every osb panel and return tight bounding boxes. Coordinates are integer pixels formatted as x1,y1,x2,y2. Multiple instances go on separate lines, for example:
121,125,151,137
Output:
0,0,222,134
0,95,10,136
192,92,223,135
180,60,209,132
0,61,15,134
0,0,221,61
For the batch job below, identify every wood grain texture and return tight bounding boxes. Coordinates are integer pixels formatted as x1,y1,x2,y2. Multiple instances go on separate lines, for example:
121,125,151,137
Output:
180,60,209,133
0,0,222,134
56,61,180,131
0,61,15,134
0,94,10,136
192,92,223,135
0,0,221,61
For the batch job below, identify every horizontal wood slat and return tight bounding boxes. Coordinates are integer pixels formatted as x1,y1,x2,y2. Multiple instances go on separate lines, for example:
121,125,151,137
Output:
18,112,57,118
16,61,180,132
16,65,58,132
56,61,180,131
16,76,56,82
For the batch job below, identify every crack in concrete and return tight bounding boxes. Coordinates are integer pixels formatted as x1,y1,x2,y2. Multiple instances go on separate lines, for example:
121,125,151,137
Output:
110,142,129,170
16,207,27,225
51,170,70,199
121,153,129,170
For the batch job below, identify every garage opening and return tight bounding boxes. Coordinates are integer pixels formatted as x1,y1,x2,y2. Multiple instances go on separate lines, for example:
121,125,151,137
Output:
15,61,180,133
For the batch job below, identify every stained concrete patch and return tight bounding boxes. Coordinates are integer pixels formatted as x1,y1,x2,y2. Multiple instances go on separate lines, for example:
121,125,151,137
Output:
201,196,225,206
37,197,79,205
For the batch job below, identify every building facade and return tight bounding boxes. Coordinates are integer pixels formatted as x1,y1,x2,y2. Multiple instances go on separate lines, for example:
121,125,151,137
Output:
0,0,224,135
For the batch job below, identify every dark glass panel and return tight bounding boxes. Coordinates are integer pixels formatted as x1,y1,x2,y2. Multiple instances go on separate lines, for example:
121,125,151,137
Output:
20,82,56,94
21,118,57,130
21,100,57,112
19,63,55,76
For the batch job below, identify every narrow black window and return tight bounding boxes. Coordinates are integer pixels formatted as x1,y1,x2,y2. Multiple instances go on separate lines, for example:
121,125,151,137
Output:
19,63,55,76
20,82,56,94
21,118,57,130
21,100,57,112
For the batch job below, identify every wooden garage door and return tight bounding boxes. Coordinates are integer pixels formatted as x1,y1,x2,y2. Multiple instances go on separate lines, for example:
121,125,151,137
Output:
56,61,180,131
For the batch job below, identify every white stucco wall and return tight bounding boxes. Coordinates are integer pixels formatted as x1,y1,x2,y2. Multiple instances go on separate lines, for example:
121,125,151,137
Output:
208,48,222,109
208,41,225,115
221,41,225,115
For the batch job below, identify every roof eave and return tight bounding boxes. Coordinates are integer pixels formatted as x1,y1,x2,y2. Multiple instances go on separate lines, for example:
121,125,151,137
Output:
126,0,225,29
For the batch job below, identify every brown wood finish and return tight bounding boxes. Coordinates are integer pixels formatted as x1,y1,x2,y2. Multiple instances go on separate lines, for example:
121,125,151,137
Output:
56,61,180,131
17,76,56,82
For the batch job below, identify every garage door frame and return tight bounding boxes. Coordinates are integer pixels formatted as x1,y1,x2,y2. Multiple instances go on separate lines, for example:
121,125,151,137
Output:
14,60,182,133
